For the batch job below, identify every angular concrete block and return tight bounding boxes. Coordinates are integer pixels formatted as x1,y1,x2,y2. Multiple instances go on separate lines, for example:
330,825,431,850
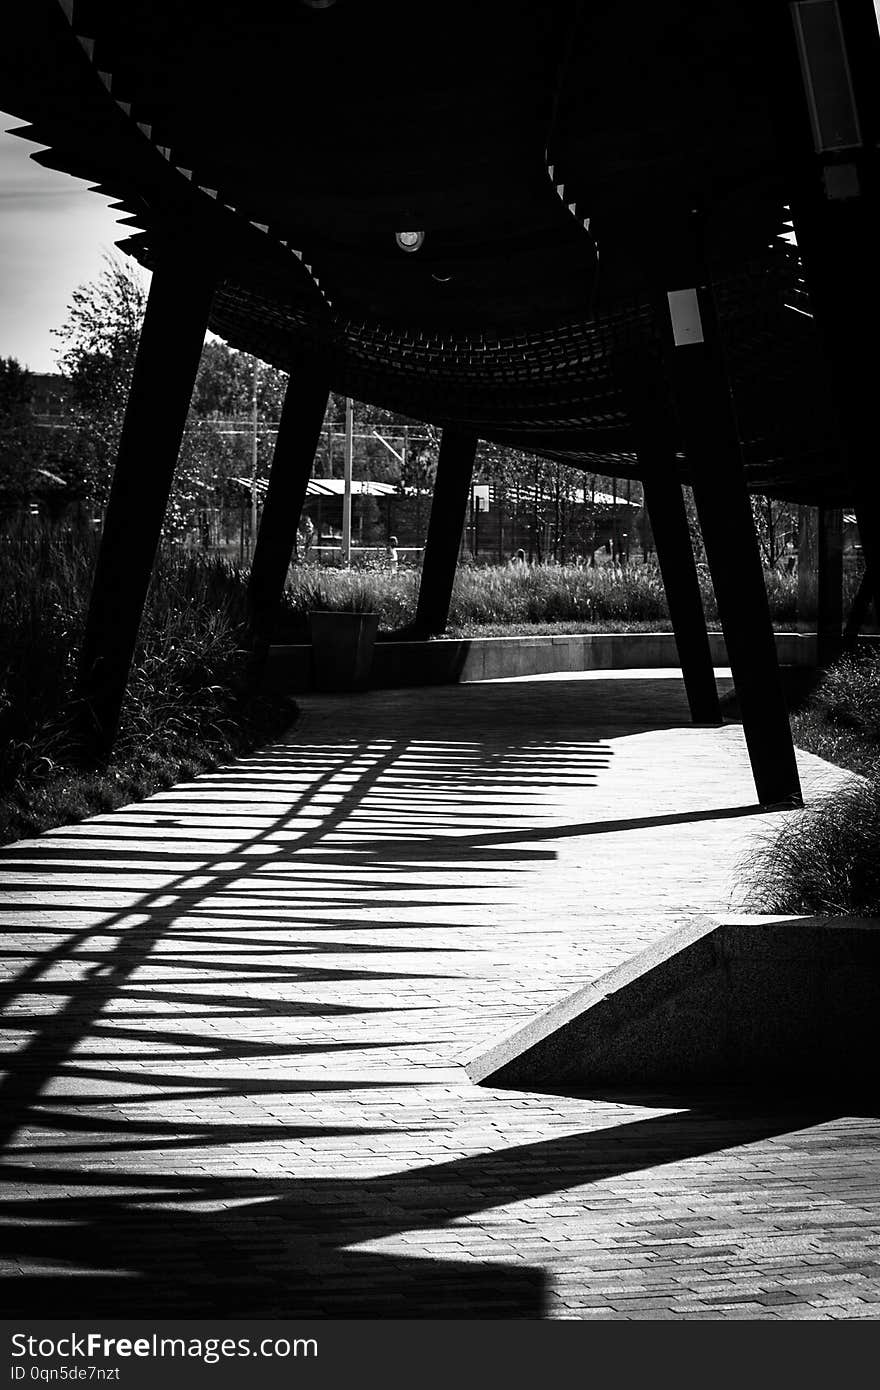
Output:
464,915,880,1089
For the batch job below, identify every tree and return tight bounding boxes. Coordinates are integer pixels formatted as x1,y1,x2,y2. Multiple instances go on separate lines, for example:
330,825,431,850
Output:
0,356,30,421
0,353,56,517
53,254,147,507
193,339,287,419
750,494,798,570
0,357,39,513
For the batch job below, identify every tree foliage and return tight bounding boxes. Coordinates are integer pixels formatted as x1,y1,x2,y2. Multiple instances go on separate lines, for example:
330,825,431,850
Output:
51,254,147,507
0,357,45,513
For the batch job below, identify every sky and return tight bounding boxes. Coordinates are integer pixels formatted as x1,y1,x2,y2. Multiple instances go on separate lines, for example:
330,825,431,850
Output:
0,110,145,374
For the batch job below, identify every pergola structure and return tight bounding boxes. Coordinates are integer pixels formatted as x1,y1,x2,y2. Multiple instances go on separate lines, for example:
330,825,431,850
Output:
3,1,879,806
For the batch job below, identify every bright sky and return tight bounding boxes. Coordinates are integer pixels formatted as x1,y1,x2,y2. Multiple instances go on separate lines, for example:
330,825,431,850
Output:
0,111,146,373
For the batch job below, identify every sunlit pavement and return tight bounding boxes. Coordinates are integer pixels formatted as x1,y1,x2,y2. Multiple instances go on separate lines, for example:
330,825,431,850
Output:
1,669,878,1319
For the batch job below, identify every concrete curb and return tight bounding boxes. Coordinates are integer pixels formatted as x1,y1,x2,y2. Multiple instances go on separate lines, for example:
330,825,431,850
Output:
264,630,818,693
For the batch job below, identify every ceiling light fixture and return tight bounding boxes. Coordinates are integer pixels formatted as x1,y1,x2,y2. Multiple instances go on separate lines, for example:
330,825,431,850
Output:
395,230,425,253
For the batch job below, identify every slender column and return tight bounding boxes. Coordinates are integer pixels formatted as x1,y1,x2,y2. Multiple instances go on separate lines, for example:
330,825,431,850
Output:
642,472,721,724
663,278,802,806
247,369,330,642
816,505,843,667
414,426,477,635
618,353,721,725
75,255,217,763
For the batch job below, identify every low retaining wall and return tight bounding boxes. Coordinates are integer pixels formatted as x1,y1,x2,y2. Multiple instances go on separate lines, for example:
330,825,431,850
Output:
263,630,817,694
464,914,880,1088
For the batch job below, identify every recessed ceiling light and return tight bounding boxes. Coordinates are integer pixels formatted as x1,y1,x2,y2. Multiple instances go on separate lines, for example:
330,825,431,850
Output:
395,230,425,253
300,1,337,9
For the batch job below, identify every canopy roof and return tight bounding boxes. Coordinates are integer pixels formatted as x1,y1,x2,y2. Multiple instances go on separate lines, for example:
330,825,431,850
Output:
1,2,847,501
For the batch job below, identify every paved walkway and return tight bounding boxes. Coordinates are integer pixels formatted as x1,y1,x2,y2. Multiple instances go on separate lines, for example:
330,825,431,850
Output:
1,670,878,1319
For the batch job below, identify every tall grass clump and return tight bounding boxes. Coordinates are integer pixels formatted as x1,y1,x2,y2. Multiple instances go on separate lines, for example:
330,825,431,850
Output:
742,776,880,916
281,562,419,633
760,567,799,627
743,650,880,916
282,560,703,634
447,562,676,628
809,653,880,740
280,559,806,635
0,522,296,843
788,650,880,780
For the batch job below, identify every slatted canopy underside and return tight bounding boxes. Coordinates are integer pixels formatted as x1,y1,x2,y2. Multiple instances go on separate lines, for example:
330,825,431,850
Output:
0,1,849,501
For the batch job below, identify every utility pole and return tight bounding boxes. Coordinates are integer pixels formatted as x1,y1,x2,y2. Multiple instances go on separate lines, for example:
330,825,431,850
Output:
342,396,353,565
589,475,596,566
250,357,259,558
401,426,407,547
625,476,632,564
470,483,476,559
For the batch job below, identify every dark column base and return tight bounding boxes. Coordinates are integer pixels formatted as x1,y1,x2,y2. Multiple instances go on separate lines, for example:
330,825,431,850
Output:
414,427,478,636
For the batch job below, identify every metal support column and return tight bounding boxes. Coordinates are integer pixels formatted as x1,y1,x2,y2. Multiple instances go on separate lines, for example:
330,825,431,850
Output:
618,352,721,725
642,472,722,724
663,276,802,806
414,426,478,635
247,369,330,643
75,255,217,763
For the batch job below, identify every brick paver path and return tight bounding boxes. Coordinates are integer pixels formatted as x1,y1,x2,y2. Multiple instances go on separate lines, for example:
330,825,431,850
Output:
2,670,878,1319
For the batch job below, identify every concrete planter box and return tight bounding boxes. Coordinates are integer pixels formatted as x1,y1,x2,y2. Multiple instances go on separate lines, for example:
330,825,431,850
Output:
308,610,379,692
263,630,817,694
465,914,880,1089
